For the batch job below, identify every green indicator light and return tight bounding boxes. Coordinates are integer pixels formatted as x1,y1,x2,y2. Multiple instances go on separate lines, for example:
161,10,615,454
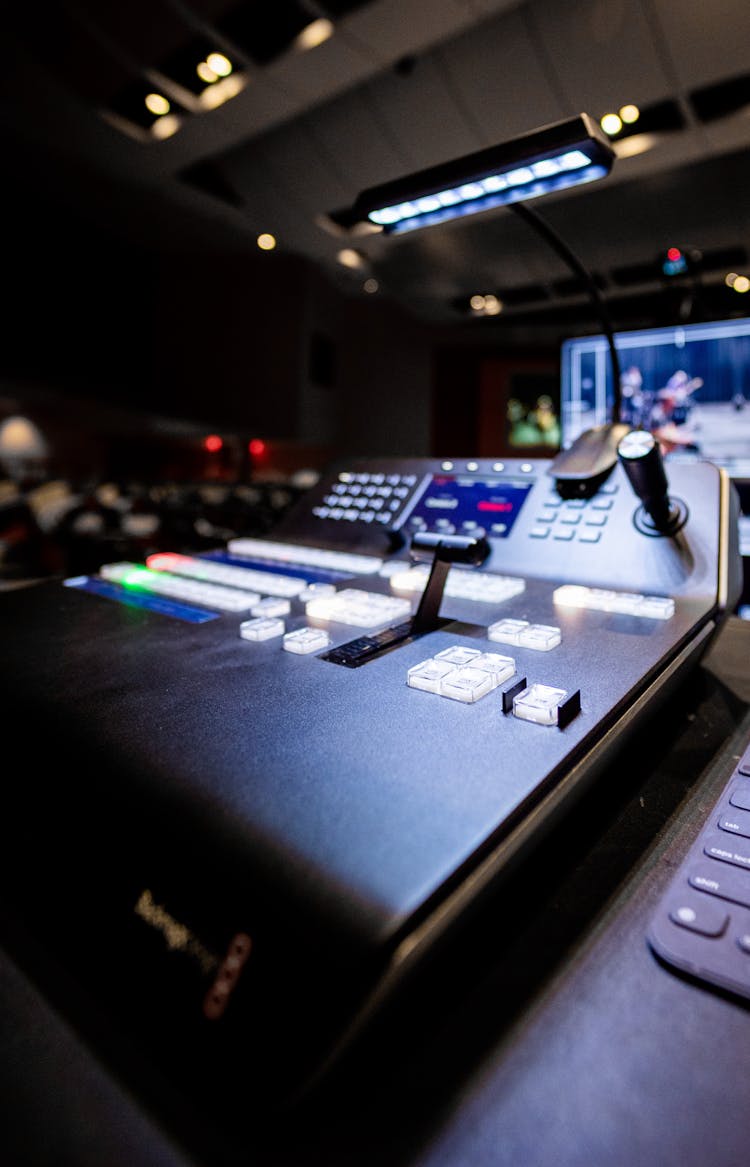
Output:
122,567,153,588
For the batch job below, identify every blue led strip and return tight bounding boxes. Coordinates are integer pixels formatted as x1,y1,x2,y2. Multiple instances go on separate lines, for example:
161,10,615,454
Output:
367,154,608,234
63,575,219,623
203,551,350,583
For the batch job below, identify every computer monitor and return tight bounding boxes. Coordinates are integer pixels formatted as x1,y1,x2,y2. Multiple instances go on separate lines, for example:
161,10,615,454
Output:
560,316,750,478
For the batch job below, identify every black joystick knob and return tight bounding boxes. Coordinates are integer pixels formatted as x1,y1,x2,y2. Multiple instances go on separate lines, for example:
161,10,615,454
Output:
617,429,685,535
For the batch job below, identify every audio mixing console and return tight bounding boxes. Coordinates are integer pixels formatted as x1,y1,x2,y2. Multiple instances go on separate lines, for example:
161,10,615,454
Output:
0,450,742,1112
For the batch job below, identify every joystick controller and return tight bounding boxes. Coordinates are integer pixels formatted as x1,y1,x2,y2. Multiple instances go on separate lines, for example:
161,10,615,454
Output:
617,429,687,535
410,531,491,634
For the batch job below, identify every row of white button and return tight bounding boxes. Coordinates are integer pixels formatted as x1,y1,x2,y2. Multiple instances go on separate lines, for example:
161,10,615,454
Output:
305,588,412,628
227,537,382,575
553,584,675,619
388,564,525,604
239,619,332,654
100,563,259,612
488,618,562,651
146,553,307,597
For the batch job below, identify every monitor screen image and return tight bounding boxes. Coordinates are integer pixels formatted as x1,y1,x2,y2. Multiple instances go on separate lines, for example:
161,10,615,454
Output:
560,317,750,478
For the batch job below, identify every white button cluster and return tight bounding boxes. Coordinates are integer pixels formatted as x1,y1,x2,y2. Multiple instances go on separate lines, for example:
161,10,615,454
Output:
488,618,562,651
389,565,525,604
553,584,675,619
305,588,412,628
407,646,516,704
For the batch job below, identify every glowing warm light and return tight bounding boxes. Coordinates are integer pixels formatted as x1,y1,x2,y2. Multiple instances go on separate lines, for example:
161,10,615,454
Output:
257,233,276,251
204,434,223,453
612,132,657,159
600,112,622,136
0,415,47,457
145,93,170,116
337,248,364,269
363,278,379,294
206,52,232,77
733,275,750,294
295,18,334,51
726,272,740,287
197,61,219,84
619,104,640,124
249,438,266,457
667,247,682,262
150,114,180,139
199,73,245,109
470,293,502,315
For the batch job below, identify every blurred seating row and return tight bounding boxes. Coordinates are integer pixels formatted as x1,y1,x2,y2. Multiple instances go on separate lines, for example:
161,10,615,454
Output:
0,477,312,586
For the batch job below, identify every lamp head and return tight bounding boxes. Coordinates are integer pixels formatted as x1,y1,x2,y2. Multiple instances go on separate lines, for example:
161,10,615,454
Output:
351,113,614,235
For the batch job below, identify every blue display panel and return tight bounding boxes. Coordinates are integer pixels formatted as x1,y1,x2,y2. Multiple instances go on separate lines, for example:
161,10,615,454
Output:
404,474,534,538
63,576,219,623
560,317,750,478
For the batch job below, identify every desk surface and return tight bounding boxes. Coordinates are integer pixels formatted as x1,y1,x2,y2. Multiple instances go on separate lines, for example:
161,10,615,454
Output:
3,617,750,1167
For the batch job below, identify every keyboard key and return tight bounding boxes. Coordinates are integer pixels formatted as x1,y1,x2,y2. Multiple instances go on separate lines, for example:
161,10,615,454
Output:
688,862,750,910
283,627,331,655
440,666,493,704
513,683,569,726
669,900,728,937
240,617,285,641
719,807,750,839
434,645,482,666
407,658,458,694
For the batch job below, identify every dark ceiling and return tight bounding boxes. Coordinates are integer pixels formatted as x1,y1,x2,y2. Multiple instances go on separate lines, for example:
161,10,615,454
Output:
2,0,750,332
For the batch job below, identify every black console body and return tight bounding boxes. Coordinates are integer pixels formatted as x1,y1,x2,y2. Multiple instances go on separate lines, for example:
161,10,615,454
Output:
0,454,741,1114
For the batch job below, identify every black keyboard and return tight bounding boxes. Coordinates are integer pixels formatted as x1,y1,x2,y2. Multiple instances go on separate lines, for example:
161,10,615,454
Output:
648,739,750,999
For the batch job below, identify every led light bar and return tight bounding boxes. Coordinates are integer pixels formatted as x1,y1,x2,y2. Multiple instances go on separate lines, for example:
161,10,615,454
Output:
352,114,615,235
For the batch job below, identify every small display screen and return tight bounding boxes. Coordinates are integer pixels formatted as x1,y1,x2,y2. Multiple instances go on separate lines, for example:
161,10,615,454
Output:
405,475,533,538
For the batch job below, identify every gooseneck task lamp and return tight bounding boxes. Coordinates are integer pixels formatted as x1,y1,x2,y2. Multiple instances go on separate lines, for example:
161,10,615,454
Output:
350,113,628,497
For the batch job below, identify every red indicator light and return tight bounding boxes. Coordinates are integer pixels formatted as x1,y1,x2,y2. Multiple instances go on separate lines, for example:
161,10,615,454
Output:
666,247,682,262
146,553,183,570
204,434,223,453
478,500,512,512
249,439,266,457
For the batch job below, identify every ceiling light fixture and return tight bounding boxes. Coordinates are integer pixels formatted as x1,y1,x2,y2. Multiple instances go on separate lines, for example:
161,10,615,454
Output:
337,248,366,269
295,18,334,51
619,104,640,124
600,112,623,136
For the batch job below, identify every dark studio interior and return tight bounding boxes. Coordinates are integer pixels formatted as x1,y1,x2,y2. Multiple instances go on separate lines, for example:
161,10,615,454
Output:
2,3,750,1166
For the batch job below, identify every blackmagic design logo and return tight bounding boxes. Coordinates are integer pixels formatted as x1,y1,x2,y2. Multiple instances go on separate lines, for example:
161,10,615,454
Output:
134,888,218,975
134,889,252,1019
